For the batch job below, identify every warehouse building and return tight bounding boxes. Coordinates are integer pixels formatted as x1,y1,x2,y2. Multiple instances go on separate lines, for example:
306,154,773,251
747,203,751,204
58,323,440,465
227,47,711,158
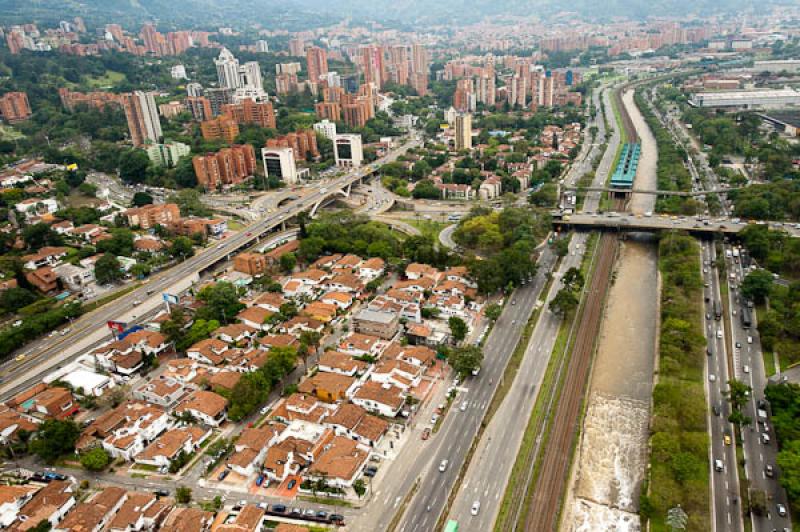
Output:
689,88,800,109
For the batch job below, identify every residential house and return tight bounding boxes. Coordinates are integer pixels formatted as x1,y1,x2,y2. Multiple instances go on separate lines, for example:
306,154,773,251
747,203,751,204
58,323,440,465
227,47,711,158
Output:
0,486,38,528
320,292,353,310
297,373,357,403
176,390,228,427
133,377,189,407
12,480,75,531
352,308,399,340
135,426,211,469
338,333,385,358
306,435,369,489
351,381,406,417
324,403,389,448
358,257,385,281
317,351,368,377
53,486,127,532
236,307,273,332
7,384,78,421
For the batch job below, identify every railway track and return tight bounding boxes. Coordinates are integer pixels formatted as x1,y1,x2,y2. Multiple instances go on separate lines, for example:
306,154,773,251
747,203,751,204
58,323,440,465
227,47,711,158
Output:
517,83,636,530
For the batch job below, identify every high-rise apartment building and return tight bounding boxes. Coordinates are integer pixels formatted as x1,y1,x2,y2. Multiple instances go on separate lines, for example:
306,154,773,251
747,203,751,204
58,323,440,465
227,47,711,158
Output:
455,113,472,151
215,48,242,89
509,75,527,108
146,142,190,168
214,48,265,101
265,130,319,161
411,44,429,75
193,144,257,190
205,88,233,116
289,37,305,57
121,91,162,147
186,82,204,98
186,96,213,122
306,46,329,84
200,116,240,144
261,147,298,184
360,46,385,89
255,40,269,53
221,99,276,129
313,119,337,140
0,92,32,123
388,45,410,85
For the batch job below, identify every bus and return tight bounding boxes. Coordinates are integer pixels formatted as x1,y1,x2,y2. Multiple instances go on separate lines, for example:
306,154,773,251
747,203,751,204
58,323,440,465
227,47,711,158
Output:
714,301,722,320
740,306,752,329
445,520,459,532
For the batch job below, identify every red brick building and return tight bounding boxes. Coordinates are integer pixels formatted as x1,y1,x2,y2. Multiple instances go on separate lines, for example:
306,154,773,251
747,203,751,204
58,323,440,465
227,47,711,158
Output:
265,130,319,161
0,92,31,123
123,203,181,229
200,116,239,144
193,144,257,190
221,98,276,129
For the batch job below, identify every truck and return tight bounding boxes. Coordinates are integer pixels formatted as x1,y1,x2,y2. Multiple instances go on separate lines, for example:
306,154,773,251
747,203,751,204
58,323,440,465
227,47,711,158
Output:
757,408,768,420
725,249,732,258
740,306,752,328
733,248,740,258
714,301,722,320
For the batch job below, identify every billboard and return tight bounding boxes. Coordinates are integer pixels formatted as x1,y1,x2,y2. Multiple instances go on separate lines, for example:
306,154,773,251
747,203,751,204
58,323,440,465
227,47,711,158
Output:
162,293,179,305
107,321,126,333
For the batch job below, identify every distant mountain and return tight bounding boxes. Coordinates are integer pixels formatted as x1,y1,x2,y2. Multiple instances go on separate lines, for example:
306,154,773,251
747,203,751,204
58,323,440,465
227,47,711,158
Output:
0,0,787,29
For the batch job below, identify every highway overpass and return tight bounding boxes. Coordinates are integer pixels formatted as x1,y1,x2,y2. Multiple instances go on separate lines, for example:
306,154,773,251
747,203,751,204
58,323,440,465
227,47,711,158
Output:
0,135,420,399
555,212,800,237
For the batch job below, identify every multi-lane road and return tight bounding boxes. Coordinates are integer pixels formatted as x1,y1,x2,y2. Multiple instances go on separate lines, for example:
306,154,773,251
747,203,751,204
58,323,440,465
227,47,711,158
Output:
0,136,420,400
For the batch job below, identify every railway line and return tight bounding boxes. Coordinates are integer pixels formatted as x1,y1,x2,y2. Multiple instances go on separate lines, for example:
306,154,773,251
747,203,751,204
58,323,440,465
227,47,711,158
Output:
518,82,637,530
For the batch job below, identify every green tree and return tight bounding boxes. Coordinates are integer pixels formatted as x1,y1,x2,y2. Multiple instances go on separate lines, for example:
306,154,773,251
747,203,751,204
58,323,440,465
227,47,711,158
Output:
94,254,122,285
131,192,154,207
175,486,192,504
562,267,584,290
118,148,151,183
22,223,63,250
740,270,774,304
0,287,37,313
724,379,752,410
553,238,570,258
29,419,80,463
448,316,468,343
449,345,483,377
169,237,195,260
549,287,579,315
484,304,502,321
80,447,111,471
353,478,367,498
279,252,297,274
196,282,244,323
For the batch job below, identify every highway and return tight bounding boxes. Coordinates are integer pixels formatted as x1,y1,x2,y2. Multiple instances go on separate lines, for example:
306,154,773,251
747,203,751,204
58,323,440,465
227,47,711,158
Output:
0,135,420,400
722,242,792,531
445,83,613,530
703,241,744,532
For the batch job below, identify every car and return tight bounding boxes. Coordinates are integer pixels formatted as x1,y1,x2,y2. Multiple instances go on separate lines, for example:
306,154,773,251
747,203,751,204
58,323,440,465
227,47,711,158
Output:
709,374,716,382
724,434,731,445
471,501,481,516
15,354,25,362
153,489,170,497
287,478,297,489
472,367,480,376
460,401,468,412
238,500,248,508
747,336,753,344
217,469,230,481
421,428,431,440
777,503,787,517
439,459,448,472
260,406,269,415
256,474,265,487
743,365,750,374
712,405,721,416
317,510,329,519
304,509,316,517
290,508,302,516
763,433,771,444
714,459,724,472
271,504,287,514
257,502,268,510
364,469,377,478
766,464,774,477
735,342,742,349
706,313,711,320
329,514,345,524
511,300,516,305
430,413,439,424
12,320,22,327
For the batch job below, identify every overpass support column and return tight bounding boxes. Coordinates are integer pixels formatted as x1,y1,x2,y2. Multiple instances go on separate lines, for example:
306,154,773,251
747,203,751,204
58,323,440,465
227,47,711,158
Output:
281,221,286,231
310,201,322,218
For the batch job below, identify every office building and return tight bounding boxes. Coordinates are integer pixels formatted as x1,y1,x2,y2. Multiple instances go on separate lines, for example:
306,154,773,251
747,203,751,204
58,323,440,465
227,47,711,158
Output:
306,46,329,83
313,119,337,140
455,113,472,151
193,144,257,190
255,40,269,53
261,147,298,184
200,116,240,144
146,142,190,168
0,92,32,123
334,134,363,168
221,99,276,129
121,91,162,147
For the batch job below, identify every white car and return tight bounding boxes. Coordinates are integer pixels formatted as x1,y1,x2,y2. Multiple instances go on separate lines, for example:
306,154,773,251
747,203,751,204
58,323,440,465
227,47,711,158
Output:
460,401,468,412
708,374,716,382
439,459,448,472
471,501,481,516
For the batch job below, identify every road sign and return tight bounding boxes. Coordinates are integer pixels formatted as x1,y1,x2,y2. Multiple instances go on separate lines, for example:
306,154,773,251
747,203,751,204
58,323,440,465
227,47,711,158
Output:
162,293,179,305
